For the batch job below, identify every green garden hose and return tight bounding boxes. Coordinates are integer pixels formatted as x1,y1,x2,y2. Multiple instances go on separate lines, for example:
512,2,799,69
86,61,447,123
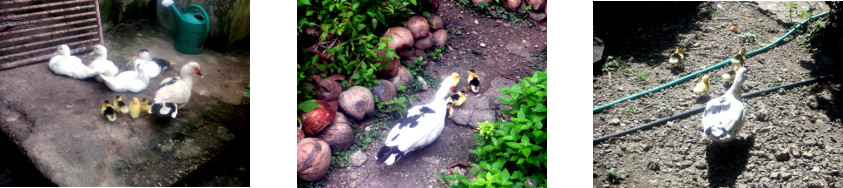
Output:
593,11,829,114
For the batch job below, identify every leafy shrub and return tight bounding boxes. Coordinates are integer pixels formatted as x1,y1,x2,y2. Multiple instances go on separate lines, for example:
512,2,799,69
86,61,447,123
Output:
441,70,547,187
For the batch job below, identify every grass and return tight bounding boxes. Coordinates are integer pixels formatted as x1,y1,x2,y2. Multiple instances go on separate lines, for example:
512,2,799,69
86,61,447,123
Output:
771,77,779,85
619,106,638,119
634,71,648,84
682,177,702,186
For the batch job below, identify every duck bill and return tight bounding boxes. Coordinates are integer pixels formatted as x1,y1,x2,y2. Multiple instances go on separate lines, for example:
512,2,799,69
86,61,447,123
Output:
197,71,203,78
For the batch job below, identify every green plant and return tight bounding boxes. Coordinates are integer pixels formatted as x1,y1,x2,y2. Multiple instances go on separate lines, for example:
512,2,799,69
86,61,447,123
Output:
606,168,624,184
297,99,323,121
408,56,438,90
601,56,628,73
441,70,547,187
682,177,702,186
298,0,421,89
634,71,648,84
426,46,448,61
771,77,779,85
740,32,757,43
658,108,674,118
779,2,799,22
619,106,638,119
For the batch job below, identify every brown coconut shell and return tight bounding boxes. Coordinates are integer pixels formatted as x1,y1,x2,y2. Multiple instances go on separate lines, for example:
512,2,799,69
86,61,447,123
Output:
391,66,413,88
302,100,335,135
431,29,448,48
414,34,433,50
297,127,304,142
471,0,491,5
310,75,345,101
375,51,401,78
372,79,397,102
398,48,414,59
526,0,545,11
297,138,332,181
383,27,414,52
406,16,430,39
316,112,354,150
338,86,375,121
502,0,522,11
429,14,444,30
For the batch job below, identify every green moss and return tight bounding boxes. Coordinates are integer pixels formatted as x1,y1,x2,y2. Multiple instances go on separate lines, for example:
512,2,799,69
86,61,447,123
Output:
227,0,250,52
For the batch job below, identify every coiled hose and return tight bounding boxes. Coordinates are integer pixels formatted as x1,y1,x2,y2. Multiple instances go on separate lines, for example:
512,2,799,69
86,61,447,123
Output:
593,11,830,114
593,75,830,144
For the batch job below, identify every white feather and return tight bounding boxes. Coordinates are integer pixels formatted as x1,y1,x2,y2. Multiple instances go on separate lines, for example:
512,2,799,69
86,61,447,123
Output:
701,67,748,143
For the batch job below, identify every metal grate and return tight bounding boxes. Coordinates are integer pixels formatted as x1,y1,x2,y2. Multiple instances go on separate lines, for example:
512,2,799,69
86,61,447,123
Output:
0,0,104,70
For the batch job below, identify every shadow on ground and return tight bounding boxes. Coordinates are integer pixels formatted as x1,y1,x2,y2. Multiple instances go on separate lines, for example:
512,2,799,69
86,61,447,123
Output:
593,1,704,76
0,130,55,186
705,134,755,187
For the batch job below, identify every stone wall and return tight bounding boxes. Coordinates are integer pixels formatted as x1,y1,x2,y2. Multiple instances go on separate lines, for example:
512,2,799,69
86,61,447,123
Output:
98,0,249,53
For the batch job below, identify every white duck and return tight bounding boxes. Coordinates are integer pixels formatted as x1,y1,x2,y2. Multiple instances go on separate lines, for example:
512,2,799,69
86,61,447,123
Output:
149,62,203,118
376,73,460,165
701,67,748,143
88,44,119,83
128,49,171,79
100,62,150,93
48,44,101,79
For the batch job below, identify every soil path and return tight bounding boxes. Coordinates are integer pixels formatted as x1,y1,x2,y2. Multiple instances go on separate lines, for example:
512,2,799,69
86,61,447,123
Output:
319,1,547,187
592,2,843,187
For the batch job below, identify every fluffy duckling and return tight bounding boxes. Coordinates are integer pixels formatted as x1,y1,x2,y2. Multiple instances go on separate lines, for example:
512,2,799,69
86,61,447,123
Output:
448,90,467,107
467,70,480,93
101,100,116,122
446,102,455,119
129,97,141,119
720,65,740,84
140,98,151,117
730,48,747,67
114,96,129,116
668,47,684,68
693,74,711,97
449,72,460,92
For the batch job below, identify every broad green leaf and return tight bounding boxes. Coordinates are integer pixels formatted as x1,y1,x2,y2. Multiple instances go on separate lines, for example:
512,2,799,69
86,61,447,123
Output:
532,130,544,138
491,137,499,146
505,142,521,149
521,148,532,158
316,64,326,70
297,0,311,7
408,0,418,5
516,158,525,165
501,169,511,182
297,99,322,112
534,103,547,112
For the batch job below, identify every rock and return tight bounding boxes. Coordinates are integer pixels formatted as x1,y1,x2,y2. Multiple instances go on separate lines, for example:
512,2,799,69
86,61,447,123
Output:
782,172,792,180
775,150,791,161
469,110,496,128
416,76,429,90
694,161,706,169
480,42,486,48
391,66,413,88
756,108,769,121
338,86,376,121
807,95,819,109
609,118,620,125
372,79,397,102
647,161,660,171
770,172,780,179
803,151,814,159
452,108,473,126
529,11,546,22
348,150,367,167
808,180,824,188
681,160,692,168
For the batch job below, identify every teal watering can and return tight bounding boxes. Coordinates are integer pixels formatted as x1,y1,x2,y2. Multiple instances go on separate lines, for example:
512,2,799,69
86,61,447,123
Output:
167,3,209,54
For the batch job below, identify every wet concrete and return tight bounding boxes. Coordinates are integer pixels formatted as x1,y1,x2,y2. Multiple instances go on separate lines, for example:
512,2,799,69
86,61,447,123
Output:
0,23,249,186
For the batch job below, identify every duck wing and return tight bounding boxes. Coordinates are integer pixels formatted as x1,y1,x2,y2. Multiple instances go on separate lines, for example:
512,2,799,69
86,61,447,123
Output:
154,77,190,104
702,96,745,141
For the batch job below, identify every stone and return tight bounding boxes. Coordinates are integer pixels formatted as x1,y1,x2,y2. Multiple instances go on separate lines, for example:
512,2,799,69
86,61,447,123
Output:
372,80,397,102
806,95,819,109
647,161,660,171
469,110,496,128
348,150,367,167
770,172,780,179
756,108,769,121
488,77,517,106
416,77,429,91
391,66,413,88
609,118,621,125
775,151,791,161
529,11,546,21
452,108,473,126
694,161,706,169
681,161,693,168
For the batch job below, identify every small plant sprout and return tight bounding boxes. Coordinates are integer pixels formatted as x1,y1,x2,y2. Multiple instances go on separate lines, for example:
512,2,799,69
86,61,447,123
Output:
634,71,648,84
606,168,624,184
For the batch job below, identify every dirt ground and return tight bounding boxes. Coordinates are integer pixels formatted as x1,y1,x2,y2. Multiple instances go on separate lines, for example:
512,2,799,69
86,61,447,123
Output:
0,20,249,186
316,1,547,187
593,2,843,187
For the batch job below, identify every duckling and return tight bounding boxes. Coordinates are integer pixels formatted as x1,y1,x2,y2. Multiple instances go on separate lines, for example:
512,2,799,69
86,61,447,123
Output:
720,65,740,84
101,100,116,122
449,72,460,92
448,90,467,107
114,96,129,116
730,48,747,67
140,98,151,117
129,97,141,119
467,70,480,93
693,74,711,97
446,102,455,119
668,47,684,68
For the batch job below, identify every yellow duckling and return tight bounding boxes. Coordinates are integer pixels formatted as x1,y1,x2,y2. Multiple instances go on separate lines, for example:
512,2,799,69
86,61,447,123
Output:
668,47,684,68
720,65,740,84
693,74,710,97
446,102,455,119
449,72,460,92
129,97,141,119
114,96,129,116
140,98,151,117
101,100,116,122
467,70,480,93
448,90,467,107
730,48,747,67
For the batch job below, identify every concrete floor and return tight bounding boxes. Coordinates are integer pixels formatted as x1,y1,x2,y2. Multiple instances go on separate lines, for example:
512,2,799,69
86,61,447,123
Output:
0,25,249,186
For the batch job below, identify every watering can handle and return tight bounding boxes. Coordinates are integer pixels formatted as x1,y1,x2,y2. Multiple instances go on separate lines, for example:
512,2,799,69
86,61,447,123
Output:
185,4,210,41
